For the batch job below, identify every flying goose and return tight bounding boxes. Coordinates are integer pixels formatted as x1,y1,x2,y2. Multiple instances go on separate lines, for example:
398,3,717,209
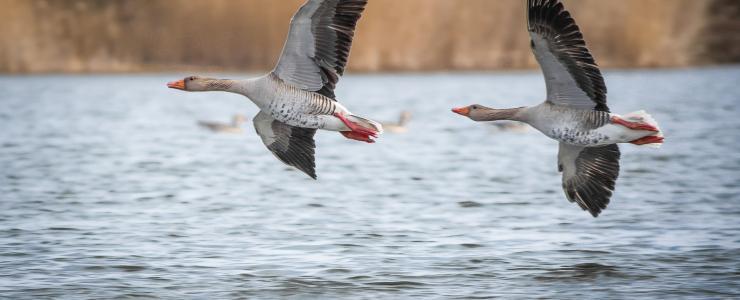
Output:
452,0,664,217
198,114,247,134
168,0,381,179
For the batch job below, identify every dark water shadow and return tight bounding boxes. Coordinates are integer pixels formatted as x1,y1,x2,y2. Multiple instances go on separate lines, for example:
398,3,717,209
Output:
533,263,652,282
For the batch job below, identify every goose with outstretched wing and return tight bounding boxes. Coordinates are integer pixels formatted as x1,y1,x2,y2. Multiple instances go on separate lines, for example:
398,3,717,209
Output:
452,0,664,217
168,0,381,179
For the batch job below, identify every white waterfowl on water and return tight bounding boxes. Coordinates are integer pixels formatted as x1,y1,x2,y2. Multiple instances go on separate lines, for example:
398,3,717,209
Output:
381,111,412,133
198,114,247,134
452,0,664,217
168,0,381,179
489,121,529,133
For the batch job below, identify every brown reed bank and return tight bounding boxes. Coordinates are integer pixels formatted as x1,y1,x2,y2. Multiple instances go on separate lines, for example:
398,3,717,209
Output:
0,0,737,73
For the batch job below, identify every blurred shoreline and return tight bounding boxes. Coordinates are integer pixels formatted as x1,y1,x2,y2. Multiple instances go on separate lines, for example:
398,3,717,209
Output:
3,64,739,77
1,0,738,74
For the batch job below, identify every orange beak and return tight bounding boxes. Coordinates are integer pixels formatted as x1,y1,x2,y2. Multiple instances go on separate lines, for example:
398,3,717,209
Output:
167,79,185,90
452,106,470,116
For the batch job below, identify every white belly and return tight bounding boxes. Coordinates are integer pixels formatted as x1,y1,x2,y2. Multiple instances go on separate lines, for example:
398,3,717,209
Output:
547,124,655,146
592,124,655,144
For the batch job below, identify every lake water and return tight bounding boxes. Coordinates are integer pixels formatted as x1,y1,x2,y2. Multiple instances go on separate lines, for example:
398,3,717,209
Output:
1,67,739,299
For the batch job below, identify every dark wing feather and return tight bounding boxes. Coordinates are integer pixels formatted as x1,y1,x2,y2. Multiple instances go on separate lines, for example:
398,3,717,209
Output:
558,143,621,217
528,0,609,112
273,0,368,99
254,112,317,179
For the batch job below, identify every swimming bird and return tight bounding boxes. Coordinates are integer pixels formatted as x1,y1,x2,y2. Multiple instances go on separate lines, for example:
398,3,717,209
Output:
489,121,528,133
452,0,664,217
381,111,412,133
198,114,247,134
168,0,381,179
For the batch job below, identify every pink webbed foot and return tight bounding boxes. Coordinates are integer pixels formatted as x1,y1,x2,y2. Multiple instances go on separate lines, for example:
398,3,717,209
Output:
630,135,664,145
611,116,659,132
341,131,375,143
333,113,379,139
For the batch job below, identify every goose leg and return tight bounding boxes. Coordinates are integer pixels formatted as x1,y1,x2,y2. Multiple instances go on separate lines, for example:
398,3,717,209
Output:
611,116,659,132
333,113,379,138
340,131,375,143
630,135,664,145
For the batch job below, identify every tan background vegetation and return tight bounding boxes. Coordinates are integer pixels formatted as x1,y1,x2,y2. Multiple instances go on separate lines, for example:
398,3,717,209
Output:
0,0,738,73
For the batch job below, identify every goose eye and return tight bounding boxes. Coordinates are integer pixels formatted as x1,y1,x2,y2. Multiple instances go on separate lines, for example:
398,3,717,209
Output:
188,76,196,81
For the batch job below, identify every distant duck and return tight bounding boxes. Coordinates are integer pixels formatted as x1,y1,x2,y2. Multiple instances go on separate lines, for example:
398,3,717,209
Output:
452,0,664,217
381,111,412,133
489,121,528,133
168,0,380,179
198,114,247,134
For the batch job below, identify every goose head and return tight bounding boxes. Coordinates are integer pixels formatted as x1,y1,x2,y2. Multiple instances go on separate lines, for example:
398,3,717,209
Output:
167,76,215,92
452,104,524,122
399,111,412,125
452,104,493,121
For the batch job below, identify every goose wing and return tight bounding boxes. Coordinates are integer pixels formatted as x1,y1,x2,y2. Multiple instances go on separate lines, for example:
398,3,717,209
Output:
528,0,609,112
558,143,621,217
254,111,317,179
273,0,368,99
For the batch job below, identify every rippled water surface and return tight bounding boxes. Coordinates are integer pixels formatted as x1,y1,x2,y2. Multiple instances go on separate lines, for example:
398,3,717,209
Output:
1,67,739,299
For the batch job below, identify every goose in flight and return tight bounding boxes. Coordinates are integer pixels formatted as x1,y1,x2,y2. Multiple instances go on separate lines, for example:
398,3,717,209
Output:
168,0,381,179
452,0,664,217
